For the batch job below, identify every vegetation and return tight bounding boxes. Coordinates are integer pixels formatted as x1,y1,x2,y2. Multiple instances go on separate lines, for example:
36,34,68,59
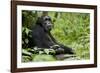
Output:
22,10,90,62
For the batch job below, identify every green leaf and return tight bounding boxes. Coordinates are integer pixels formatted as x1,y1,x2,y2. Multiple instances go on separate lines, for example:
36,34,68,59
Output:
25,28,31,35
44,49,50,54
22,56,31,62
39,51,44,54
22,49,32,56
25,39,29,44
34,47,38,50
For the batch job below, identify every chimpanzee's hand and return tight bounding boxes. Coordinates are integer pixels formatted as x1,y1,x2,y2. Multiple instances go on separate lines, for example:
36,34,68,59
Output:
50,45,65,54
50,45,60,49
57,47,64,51
55,47,64,54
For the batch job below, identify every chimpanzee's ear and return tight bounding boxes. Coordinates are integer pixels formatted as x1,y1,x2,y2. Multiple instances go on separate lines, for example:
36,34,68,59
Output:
36,17,42,25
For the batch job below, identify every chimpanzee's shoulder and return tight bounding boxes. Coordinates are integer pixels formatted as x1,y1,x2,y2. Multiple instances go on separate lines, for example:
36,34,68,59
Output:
32,25,42,31
32,25,45,36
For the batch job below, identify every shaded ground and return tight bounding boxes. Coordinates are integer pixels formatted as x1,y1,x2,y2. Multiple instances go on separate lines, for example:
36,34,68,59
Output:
22,48,80,62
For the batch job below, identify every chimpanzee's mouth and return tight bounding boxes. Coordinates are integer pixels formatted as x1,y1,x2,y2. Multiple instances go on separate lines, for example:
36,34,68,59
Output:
47,26,52,30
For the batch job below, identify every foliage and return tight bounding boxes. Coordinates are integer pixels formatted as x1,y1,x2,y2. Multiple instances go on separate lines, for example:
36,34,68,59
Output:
22,48,56,62
22,10,90,62
22,27,32,48
50,12,90,59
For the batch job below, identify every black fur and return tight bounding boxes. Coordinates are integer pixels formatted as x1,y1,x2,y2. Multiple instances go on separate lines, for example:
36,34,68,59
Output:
32,16,74,55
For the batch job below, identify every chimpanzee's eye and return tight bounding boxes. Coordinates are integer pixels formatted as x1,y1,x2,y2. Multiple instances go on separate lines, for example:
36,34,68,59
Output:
44,16,51,21
48,18,51,21
45,18,48,21
45,18,51,21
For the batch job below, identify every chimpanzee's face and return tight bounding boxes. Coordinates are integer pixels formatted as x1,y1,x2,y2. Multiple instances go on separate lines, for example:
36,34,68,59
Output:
41,16,53,31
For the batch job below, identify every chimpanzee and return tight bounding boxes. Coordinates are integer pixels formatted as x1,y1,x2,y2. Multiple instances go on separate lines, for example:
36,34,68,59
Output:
32,15,74,55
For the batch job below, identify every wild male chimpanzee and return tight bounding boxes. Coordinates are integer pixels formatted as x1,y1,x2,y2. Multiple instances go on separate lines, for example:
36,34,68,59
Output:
32,15,74,55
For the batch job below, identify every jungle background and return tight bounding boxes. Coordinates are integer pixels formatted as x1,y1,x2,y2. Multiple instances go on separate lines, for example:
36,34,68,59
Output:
22,10,90,62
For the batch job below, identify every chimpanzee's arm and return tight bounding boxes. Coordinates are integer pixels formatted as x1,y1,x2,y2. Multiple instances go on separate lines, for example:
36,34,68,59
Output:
32,26,56,48
48,32,59,44
48,32,74,54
